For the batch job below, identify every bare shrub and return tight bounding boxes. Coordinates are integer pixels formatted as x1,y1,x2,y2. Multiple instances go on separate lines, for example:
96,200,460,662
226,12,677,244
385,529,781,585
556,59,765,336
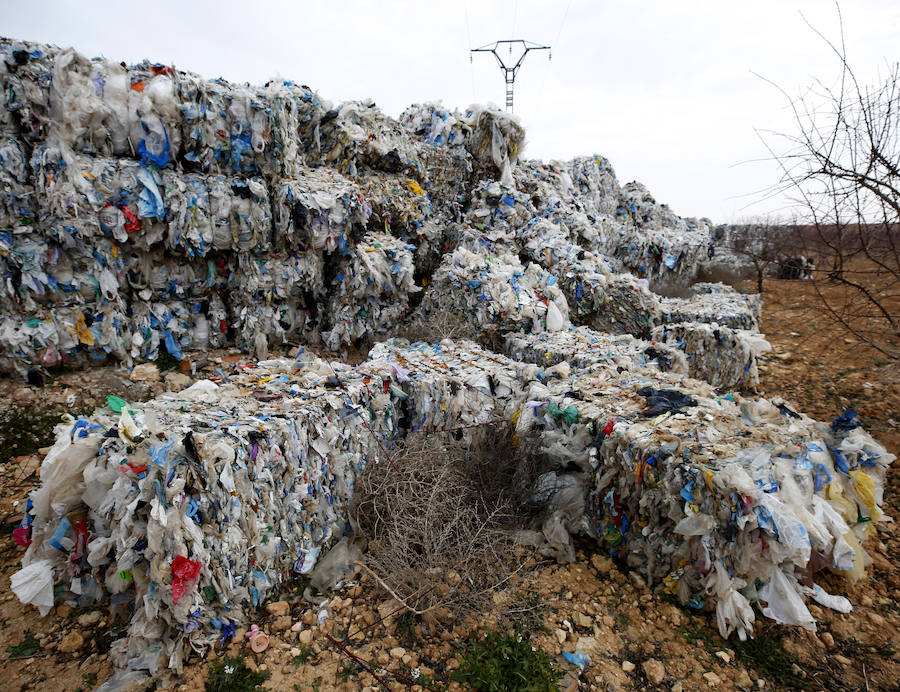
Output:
350,424,542,615
759,5,900,358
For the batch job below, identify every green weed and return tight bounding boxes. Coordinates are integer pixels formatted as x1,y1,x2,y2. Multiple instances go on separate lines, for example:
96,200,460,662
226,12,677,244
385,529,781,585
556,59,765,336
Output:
734,634,808,689
6,630,40,659
206,655,270,692
452,630,562,691
291,643,314,665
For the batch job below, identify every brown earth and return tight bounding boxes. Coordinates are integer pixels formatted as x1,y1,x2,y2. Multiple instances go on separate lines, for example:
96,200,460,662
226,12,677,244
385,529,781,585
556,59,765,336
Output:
0,276,897,692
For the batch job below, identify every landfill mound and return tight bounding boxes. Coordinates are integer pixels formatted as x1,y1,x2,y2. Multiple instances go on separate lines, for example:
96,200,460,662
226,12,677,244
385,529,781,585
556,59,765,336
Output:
2,37,895,681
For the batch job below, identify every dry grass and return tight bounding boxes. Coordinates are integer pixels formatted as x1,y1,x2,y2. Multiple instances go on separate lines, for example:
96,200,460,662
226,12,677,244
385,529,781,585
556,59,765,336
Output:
350,424,540,616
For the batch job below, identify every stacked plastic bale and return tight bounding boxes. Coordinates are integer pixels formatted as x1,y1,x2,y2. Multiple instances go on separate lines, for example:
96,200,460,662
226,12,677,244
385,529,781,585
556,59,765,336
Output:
221,169,376,357
317,99,422,178
605,181,714,287
11,354,398,676
650,322,771,391
0,38,57,141
657,283,761,331
322,232,419,351
163,172,271,258
515,360,895,639
355,173,446,278
398,102,476,218
0,135,36,230
517,217,661,338
122,249,231,362
505,326,688,376
412,246,570,346
364,338,532,433
178,76,326,177
466,179,535,239
648,284,768,389
0,148,135,370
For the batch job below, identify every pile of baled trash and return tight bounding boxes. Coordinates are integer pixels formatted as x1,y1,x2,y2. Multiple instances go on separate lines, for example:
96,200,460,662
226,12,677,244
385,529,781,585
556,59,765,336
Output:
3,37,893,684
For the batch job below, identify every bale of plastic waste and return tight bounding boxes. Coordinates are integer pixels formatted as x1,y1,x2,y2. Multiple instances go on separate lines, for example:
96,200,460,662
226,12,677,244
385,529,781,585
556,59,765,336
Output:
0,135,36,228
317,99,422,178
463,105,525,186
365,338,533,432
272,170,371,253
1,38,57,141
504,326,688,376
650,322,771,390
411,247,570,346
517,364,894,640
12,354,398,675
321,232,419,351
658,286,761,331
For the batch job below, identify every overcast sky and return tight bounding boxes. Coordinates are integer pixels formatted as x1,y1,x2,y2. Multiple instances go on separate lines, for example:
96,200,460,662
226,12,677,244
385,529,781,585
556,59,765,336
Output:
3,1,899,223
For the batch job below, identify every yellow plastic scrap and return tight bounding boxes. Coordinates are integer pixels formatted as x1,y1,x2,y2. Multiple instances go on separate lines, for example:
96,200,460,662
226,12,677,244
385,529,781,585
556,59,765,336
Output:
833,528,870,583
119,409,142,444
406,180,425,196
75,311,95,346
824,481,858,523
850,470,881,522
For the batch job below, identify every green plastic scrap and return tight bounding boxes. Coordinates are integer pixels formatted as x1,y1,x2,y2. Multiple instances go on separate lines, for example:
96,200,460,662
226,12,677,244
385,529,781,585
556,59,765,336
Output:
107,395,128,413
548,403,579,426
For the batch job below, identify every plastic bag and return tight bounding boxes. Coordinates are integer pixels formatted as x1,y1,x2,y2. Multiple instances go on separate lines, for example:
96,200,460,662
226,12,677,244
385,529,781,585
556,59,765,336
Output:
759,569,816,631
309,537,362,591
10,559,55,616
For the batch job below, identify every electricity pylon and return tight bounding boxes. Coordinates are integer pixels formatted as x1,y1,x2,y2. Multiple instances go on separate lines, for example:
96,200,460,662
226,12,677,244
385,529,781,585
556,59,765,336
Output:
470,40,550,112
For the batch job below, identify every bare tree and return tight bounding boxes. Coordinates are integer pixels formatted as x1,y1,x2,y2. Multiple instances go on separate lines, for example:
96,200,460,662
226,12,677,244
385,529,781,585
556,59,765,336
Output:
758,3,900,359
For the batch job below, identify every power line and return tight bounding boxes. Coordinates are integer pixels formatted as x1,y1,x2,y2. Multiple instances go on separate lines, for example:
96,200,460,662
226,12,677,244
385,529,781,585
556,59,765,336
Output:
463,0,476,101
539,1,572,107
554,0,573,47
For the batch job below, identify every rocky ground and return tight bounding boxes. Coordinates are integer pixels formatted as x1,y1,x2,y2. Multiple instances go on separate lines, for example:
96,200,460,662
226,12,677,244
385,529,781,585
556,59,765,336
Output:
0,275,897,691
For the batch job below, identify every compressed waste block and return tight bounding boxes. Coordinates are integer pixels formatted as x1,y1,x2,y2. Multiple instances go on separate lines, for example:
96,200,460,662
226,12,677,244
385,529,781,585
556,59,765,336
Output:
317,99,422,178
12,354,397,675
321,232,419,351
650,322,771,390
603,181,714,288
404,103,525,186
0,135,36,229
515,360,895,640
364,338,532,432
658,285,761,331
163,172,271,256
272,170,371,253
411,247,570,346
178,76,326,177
505,326,688,376
0,38,57,141
31,146,169,247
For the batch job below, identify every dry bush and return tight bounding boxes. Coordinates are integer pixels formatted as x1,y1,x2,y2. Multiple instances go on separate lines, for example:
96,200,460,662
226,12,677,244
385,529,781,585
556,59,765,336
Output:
350,424,543,615
395,306,473,346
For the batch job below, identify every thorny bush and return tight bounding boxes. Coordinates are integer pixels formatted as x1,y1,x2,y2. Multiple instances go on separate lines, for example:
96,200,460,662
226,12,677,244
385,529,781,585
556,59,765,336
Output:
350,423,544,616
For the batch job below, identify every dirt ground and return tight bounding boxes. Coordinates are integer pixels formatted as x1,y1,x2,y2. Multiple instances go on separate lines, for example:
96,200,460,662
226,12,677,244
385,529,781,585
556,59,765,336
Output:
0,275,897,691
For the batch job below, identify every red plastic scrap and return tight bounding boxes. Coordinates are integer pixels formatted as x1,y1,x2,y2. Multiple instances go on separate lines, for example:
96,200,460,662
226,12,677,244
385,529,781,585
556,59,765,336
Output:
171,555,202,604
12,526,31,547
120,205,141,232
